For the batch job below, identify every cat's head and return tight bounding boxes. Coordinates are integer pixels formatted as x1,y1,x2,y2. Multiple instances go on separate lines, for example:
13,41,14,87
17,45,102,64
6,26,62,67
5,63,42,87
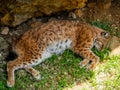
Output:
94,29,111,51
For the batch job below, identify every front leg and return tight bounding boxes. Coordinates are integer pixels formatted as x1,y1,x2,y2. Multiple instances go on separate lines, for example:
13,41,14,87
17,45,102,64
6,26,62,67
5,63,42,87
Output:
72,47,99,69
24,67,41,80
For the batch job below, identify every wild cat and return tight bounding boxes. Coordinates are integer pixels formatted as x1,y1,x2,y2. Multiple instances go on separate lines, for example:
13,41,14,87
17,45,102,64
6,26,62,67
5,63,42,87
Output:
7,20,111,87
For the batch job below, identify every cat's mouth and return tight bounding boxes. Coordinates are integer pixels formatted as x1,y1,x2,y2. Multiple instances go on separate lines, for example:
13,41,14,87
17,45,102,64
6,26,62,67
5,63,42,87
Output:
94,40,104,51
94,36,112,51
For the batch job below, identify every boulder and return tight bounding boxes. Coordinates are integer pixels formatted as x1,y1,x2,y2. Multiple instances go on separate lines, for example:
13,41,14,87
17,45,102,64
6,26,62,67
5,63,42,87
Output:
109,36,120,56
0,0,87,26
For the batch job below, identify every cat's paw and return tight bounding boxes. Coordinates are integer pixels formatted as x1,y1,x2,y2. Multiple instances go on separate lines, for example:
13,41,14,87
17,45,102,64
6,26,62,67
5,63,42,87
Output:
33,71,41,80
7,80,15,87
34,74,41,80
80,59,98,70
87,62,98,70
79,59,89,68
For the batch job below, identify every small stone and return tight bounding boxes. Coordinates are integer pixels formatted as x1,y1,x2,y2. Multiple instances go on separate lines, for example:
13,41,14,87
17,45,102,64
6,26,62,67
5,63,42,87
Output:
74,9,83,18
68,12,77,19
12,14,32,26
109,36,120,51
109,36,120,56
0,53,3,61
0,68,4,72
1,27,9,35
0,53,2,57
0,37,8,51
2,61,6,64
0,52,6,63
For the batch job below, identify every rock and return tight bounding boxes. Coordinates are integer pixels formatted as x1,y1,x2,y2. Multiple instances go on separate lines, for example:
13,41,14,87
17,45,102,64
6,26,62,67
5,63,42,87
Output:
0,53,3,62
69,12,77,19
30,21,43,28
109,36,120,56
0,37,8,51
12,14,33,26
83,0,112,21
1,27,9,35
0,0,87,26
69,9,83,19
0,52,7,64
74,9,83,18
0,68,4,72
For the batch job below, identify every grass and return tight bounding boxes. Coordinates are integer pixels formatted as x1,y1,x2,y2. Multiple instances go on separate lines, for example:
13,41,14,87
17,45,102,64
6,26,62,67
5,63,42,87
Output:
90,20,112,32
1,20,119,90
1,50,94,90
90,55,120,90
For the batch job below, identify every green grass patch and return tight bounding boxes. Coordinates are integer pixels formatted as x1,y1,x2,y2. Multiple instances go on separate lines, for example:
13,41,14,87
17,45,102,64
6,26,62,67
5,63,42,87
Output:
90,55,120,90
1,50,94,90
90,20,112,32
92,48,110,61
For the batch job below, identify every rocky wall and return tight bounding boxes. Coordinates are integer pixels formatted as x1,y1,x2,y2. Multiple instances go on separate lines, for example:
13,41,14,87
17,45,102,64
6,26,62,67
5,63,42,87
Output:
0,0,87,26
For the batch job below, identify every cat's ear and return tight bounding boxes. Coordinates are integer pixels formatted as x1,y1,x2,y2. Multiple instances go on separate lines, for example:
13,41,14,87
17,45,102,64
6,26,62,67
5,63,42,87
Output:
101,31,110,38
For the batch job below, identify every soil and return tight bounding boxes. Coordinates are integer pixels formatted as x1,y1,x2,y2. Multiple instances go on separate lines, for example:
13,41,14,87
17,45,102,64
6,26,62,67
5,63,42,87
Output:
110,1,120,37
0,0,120,87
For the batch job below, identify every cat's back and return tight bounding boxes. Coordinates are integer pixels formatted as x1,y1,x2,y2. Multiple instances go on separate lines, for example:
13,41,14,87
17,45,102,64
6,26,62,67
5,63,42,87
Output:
22,20,77,43
14,20,77,50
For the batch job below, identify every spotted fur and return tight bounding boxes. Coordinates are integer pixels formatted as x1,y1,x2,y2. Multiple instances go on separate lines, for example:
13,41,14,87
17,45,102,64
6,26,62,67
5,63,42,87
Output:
7,20,111,87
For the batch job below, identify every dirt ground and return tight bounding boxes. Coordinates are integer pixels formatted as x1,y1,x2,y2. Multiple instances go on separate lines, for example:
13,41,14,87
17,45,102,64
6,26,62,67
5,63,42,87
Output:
0,0,120,87
110,0,120,37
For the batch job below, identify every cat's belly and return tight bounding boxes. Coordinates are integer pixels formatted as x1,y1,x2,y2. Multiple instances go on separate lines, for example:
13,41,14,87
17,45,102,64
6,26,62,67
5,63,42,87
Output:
31,39,72,66
46,39,72,55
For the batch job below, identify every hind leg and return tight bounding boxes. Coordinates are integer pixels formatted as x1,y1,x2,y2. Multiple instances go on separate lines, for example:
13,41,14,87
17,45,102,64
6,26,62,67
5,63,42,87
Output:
7,61,16,87
24,67,41,80
7,55,43,87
